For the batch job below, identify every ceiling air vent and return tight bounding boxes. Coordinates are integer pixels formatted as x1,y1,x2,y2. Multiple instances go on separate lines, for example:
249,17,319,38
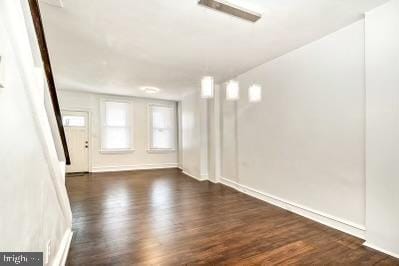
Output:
198,0,261,22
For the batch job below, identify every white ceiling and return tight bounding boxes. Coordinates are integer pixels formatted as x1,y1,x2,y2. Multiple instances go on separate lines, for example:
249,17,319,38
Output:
39,0,388,100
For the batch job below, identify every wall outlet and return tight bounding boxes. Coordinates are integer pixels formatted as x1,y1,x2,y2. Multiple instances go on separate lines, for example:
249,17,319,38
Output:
45,240,51,264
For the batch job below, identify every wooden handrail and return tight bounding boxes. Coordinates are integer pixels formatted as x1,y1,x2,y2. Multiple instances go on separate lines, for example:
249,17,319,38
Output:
28,0,71,165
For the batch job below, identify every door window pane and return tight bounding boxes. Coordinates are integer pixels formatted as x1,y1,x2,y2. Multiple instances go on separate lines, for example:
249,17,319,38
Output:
63,115,85,127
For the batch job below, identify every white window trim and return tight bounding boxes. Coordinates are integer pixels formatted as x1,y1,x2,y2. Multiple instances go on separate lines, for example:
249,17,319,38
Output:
147,103,177,153
100,98,135,153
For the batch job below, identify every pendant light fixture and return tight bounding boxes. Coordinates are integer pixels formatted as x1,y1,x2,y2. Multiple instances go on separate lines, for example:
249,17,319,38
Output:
201,76,214,98
226,80,240,101
248,84,262,102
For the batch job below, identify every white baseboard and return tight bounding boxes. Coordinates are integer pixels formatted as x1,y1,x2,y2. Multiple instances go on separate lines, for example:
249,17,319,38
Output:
91,163,178,173
207,178,218,184
182,170,207,182
52,228,73,266
220,177,366,239
180,168,217,183
201,174,209,180
363,242,399,259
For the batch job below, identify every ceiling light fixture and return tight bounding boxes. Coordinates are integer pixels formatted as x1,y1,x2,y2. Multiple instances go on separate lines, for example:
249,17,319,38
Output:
40,0,64,8
201,76,214,98
249,84,262,102
226,80,240,101
198,0,261,23
140,86,160,94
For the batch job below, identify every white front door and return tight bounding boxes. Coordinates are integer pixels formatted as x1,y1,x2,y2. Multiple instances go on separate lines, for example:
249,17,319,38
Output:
62,111,89,173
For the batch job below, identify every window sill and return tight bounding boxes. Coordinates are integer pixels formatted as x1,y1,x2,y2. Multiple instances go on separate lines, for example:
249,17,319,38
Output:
100,149,136,154
147,149,176,154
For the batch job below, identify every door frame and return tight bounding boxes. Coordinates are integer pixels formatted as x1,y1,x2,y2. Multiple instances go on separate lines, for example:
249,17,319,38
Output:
62,109,93,173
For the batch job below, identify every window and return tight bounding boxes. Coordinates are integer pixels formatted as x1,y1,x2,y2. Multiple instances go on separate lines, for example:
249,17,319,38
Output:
101,100,133,152
149,104,176,151
62,115,85,127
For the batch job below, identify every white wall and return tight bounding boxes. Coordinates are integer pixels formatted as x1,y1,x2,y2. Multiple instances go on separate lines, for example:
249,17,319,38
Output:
200,98,209,179
365,0,399,257
221,20,366,235
177,101,183,168
58,90,178,172
180,90,202,178
221,98,238,183
178,2,399,258
181,88,223,182
0,1,72,264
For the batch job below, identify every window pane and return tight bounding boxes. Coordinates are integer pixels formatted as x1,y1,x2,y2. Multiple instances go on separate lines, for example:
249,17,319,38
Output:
152,109,167,129
105,101,128,126
102,127,130,150
62,115,85,127
153,129,172,149
101,100,133,151
150,105,175,149
152,106,173,129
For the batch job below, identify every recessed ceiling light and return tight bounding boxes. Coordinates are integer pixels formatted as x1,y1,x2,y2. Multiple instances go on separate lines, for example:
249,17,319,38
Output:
140,86,160,94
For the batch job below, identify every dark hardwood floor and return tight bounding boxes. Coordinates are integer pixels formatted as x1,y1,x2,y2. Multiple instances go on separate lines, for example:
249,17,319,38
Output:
66,168,399,265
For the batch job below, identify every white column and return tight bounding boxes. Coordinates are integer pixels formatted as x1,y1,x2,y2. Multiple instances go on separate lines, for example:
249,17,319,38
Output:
207,85,222,183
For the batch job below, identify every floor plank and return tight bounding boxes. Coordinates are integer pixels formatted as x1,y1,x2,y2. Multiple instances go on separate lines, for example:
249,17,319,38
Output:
66,168,399,265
